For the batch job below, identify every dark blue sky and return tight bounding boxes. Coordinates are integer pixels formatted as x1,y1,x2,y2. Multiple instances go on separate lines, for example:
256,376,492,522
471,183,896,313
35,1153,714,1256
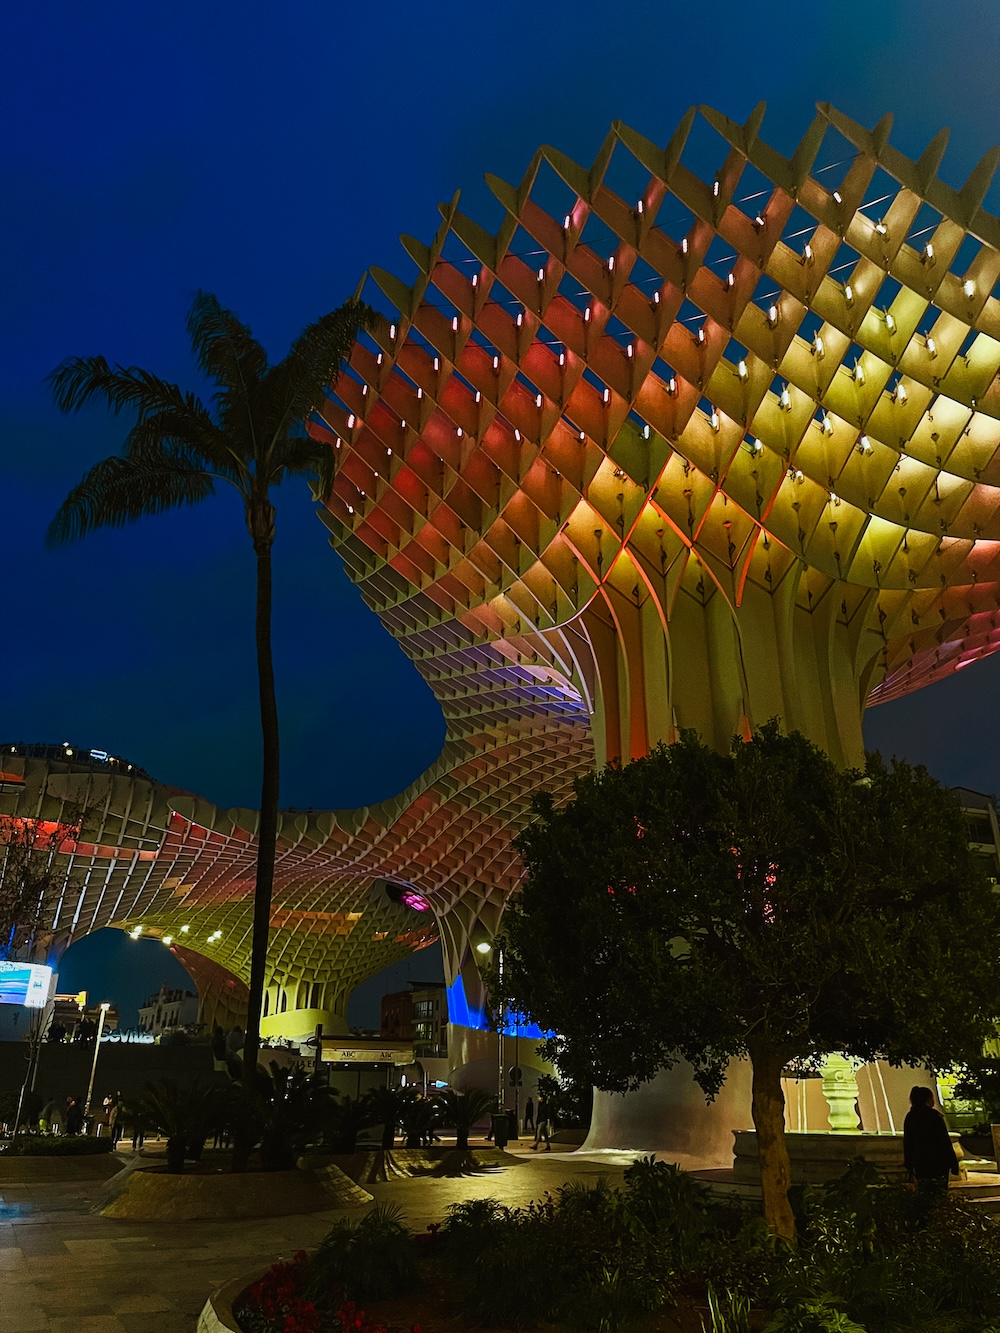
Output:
4,2,999,1020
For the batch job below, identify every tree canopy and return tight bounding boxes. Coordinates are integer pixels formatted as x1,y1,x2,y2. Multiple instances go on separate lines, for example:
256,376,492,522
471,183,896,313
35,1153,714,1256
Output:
497,723,1000,1237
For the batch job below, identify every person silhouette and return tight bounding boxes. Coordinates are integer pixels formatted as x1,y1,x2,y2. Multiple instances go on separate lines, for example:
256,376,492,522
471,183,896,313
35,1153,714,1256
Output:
903,1085,958,1195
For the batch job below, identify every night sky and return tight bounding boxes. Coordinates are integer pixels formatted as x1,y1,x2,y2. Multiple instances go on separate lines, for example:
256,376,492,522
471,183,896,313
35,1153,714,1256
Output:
3,2,999,1024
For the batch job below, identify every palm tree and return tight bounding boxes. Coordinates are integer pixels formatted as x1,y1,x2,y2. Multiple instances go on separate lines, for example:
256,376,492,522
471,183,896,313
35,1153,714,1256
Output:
138,1078,224,1173
364,1084,404,1149
47,293,378,1109
434,1087,497,1150
397,1092,439,1149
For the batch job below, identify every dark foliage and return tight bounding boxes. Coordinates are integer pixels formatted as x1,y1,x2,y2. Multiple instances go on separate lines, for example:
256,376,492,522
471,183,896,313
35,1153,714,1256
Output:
0,1134,114,1156
305,1203,420,1303
224,1062,337,1169
536,1071,593,1130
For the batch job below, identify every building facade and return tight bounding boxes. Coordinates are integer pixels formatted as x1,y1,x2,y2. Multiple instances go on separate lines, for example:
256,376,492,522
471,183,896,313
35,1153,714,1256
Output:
137,983,200,1037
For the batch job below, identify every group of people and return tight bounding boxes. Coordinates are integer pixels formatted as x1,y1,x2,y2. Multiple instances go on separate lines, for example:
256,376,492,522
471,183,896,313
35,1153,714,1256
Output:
37,1095,85,1136
45,1017,101,1045
33,1090,145,1147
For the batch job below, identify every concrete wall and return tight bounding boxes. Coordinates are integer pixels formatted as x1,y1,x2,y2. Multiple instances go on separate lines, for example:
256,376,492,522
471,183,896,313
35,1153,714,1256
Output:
0,1040,224,1110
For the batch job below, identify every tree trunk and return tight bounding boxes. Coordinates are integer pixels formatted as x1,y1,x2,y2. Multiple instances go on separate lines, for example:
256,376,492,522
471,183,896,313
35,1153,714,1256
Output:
749,1044,796,1241
166,1136,186,1174
235,504,280,1167
456,1125,469,1151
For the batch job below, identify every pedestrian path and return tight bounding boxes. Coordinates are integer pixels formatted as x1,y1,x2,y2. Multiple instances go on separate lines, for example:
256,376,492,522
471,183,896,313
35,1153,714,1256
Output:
0,1149,627,1333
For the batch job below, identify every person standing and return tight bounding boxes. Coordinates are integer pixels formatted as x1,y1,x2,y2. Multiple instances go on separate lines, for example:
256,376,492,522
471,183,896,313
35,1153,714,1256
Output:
106,1092,123,1145
903,1085,959,1195
41,1099,63,1135
524,1096,535,1132
64,1096,84,1136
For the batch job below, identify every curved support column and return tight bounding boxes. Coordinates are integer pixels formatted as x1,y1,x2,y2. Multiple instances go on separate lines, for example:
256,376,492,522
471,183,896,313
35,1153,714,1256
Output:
583,1059,754,1170
446,1022,554,1106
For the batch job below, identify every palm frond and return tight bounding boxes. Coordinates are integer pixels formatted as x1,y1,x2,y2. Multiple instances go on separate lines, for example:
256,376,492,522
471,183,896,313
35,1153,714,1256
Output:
124,410,247,489
48,356,206,423
260,300,382,448
186,293,268,450
266,432,336,497
47,449,214,547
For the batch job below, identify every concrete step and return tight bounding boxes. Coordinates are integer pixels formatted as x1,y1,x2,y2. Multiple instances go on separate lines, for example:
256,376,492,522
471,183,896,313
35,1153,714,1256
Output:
965,1195,1000,1215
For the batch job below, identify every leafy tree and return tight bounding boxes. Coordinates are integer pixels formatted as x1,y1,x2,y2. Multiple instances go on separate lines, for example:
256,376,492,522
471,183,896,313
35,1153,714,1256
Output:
434,1087,496,1150
952,1059,1000,1130
0,804,83,961
496,723,1000,1240
537,1071,592,1130
47,293,378,1108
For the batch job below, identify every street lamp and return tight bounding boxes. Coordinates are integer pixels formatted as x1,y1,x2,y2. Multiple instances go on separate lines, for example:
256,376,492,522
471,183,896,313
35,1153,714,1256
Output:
84,1003,111,1122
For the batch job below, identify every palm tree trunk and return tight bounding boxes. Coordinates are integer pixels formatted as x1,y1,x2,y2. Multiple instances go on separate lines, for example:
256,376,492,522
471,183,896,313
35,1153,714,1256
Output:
240,503,280,1111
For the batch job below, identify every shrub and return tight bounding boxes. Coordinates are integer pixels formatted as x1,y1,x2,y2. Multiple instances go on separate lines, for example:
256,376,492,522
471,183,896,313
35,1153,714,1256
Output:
702,1286,753,1333
772,1161,1000,1331
305,1202,420,1302
0,1134,115,1156
439,1180,677,1328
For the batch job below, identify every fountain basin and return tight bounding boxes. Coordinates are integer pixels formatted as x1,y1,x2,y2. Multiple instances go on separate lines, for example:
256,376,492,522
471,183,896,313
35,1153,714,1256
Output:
732,1130,942,1185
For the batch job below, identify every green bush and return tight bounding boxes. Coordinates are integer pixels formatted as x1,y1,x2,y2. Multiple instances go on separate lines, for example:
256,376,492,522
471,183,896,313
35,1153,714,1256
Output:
439,1179,678,1328
305,1201,420,1302
771,1159,1000,1331
0,1135,114,1156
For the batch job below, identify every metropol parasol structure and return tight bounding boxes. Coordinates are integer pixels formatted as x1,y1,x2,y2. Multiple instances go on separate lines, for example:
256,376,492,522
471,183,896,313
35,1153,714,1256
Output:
4,103,1000,1160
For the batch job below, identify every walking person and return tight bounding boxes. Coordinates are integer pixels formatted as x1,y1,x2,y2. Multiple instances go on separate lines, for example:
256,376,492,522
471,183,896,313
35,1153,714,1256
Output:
123,1099,145,1152
523,1096,535,1132
903,1085,959,1196
530,1094,551,1151
106,1092,123,1145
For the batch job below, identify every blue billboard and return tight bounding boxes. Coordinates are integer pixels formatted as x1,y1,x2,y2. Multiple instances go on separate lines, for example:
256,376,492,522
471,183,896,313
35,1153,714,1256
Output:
0,962,53,1009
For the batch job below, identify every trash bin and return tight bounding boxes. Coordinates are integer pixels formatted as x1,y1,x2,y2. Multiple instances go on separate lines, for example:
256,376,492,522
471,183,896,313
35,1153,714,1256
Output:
491,1112,509,1149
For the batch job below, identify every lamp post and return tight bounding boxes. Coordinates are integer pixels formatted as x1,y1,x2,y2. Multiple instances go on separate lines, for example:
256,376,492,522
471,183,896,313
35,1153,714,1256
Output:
84,1002,111,1123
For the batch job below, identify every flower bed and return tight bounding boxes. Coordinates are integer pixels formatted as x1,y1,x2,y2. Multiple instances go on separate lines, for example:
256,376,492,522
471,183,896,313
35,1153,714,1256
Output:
234,1252,424,1333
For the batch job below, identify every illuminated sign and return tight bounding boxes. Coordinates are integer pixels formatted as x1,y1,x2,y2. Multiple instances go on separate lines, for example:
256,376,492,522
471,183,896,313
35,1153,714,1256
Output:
320,1039,414,1065
0,962,53,1009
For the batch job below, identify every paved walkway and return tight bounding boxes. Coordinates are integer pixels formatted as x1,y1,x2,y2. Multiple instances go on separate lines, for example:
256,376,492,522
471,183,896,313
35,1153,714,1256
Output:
0,1146,631,1333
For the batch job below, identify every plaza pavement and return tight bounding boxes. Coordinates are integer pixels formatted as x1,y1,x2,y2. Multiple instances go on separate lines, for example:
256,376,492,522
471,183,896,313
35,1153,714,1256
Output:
0,1143,634,1333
